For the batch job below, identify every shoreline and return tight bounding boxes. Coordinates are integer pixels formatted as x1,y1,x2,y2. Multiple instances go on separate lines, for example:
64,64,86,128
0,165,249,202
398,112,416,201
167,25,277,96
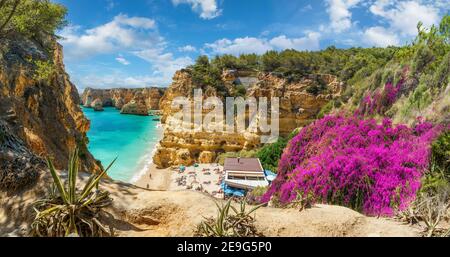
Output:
134,162,173,190
128,121,165,185
128,121,222,197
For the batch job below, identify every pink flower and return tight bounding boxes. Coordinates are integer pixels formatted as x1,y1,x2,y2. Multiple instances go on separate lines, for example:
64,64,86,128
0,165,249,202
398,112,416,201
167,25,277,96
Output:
262,115,442,216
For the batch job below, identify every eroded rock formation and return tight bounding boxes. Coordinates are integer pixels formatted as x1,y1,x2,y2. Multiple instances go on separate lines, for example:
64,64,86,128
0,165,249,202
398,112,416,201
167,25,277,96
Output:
0,33,99,188
0,120,44,191
121,92,148,116
81,87,165,115
92,99,104,111
153,69,344,168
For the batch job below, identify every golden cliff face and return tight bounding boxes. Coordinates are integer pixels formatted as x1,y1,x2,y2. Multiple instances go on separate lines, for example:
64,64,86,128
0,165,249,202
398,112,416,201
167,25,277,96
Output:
153,69,344,168
81,87,165,115
247,73,343,135
0,34,99,189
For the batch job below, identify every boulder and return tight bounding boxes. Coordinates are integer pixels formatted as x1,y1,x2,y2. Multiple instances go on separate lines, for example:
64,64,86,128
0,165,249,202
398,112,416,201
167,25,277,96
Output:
176,148,193,166
198,151,216,163
153,148,194,168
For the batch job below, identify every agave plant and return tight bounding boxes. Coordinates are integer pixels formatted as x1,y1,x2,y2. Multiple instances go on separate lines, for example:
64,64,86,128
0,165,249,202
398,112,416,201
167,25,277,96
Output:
195,198,264,237
31,148,117,237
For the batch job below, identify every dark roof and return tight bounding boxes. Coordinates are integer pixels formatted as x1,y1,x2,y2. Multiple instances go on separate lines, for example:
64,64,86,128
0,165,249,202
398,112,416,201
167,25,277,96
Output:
224,158,263,172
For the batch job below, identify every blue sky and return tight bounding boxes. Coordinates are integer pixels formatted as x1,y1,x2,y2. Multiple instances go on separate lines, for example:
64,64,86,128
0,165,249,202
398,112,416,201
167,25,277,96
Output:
54,0,449,91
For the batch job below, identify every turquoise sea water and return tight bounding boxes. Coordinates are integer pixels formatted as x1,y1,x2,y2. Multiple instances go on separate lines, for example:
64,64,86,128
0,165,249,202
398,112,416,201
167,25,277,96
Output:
82,107,162,182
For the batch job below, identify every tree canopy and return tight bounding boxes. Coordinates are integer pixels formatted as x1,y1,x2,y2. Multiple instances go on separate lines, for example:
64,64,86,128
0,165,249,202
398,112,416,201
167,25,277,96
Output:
0,0,67,39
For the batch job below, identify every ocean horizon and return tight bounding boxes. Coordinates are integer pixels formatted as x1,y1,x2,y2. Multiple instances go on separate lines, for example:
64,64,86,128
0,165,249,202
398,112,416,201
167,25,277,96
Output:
82,107,163,182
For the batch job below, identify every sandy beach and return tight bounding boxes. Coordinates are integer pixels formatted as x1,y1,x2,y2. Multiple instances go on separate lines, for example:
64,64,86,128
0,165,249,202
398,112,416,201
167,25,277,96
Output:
135,162,225,198
134,163,172,190
132,120,225,196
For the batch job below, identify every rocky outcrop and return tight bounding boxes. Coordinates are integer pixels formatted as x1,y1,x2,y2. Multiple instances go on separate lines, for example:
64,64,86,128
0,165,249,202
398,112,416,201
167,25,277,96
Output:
198,151,216,164
92,99,104,111
153,69,344,168
81,87,165,115
120,92,148,116
0,120,44,191
0,33,99,188
247,73,343,135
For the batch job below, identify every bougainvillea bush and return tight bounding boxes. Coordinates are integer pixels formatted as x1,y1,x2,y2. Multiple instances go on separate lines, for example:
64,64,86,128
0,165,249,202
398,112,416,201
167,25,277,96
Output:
358,78,405,116
262,115,442,216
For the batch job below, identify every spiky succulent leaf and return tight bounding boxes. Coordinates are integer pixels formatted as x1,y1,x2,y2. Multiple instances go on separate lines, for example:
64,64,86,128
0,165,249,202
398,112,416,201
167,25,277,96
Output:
46,157,68,204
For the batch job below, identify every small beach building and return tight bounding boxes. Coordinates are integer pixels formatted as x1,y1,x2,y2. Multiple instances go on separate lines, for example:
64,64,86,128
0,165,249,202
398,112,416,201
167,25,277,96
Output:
223,158,269,190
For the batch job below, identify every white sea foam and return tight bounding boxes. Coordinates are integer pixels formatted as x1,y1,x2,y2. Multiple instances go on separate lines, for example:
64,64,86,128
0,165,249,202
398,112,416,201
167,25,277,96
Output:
129,125,163,183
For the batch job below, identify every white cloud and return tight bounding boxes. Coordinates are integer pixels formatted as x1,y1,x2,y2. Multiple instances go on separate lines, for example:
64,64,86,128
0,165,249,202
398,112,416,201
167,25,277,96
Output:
172,0,221,19
326,0,361,33
115,55,130,65
178,45,197,52
369,0,440,36
60,14,161,58
269,33,321,51
363,26,400,47
205,37,272,55
113,15,156,29
76,73,168,92
301,4,313,12
320,0,445,47
59,14,193,88
133,48,193,81
205,33,321,55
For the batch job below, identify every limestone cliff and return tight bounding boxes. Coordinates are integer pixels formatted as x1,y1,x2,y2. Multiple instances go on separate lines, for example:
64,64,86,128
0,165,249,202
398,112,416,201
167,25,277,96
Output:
153,69,343,168
81,87,165,115
0,33,99,190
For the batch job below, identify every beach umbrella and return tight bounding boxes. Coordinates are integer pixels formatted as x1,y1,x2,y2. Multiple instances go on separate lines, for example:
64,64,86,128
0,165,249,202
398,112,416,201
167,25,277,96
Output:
179,165,186,172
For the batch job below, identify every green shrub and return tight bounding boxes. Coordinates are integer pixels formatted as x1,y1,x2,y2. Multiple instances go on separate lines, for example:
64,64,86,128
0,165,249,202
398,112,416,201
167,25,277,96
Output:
317,101,334,119
399,130,450,237
32,59,55,81
406,173,450,237
431,130,450,178
395,80,432,121
420,172,449,195
246,186,268,205
234,84,246,97
189,55,228,97
431,51,450,90
411,43,435,75
257,137,288,172
261,50,282,72
306,81,329,96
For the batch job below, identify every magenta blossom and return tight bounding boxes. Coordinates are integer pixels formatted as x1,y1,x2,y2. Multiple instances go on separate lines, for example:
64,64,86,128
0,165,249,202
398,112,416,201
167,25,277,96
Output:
262,115,442,216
